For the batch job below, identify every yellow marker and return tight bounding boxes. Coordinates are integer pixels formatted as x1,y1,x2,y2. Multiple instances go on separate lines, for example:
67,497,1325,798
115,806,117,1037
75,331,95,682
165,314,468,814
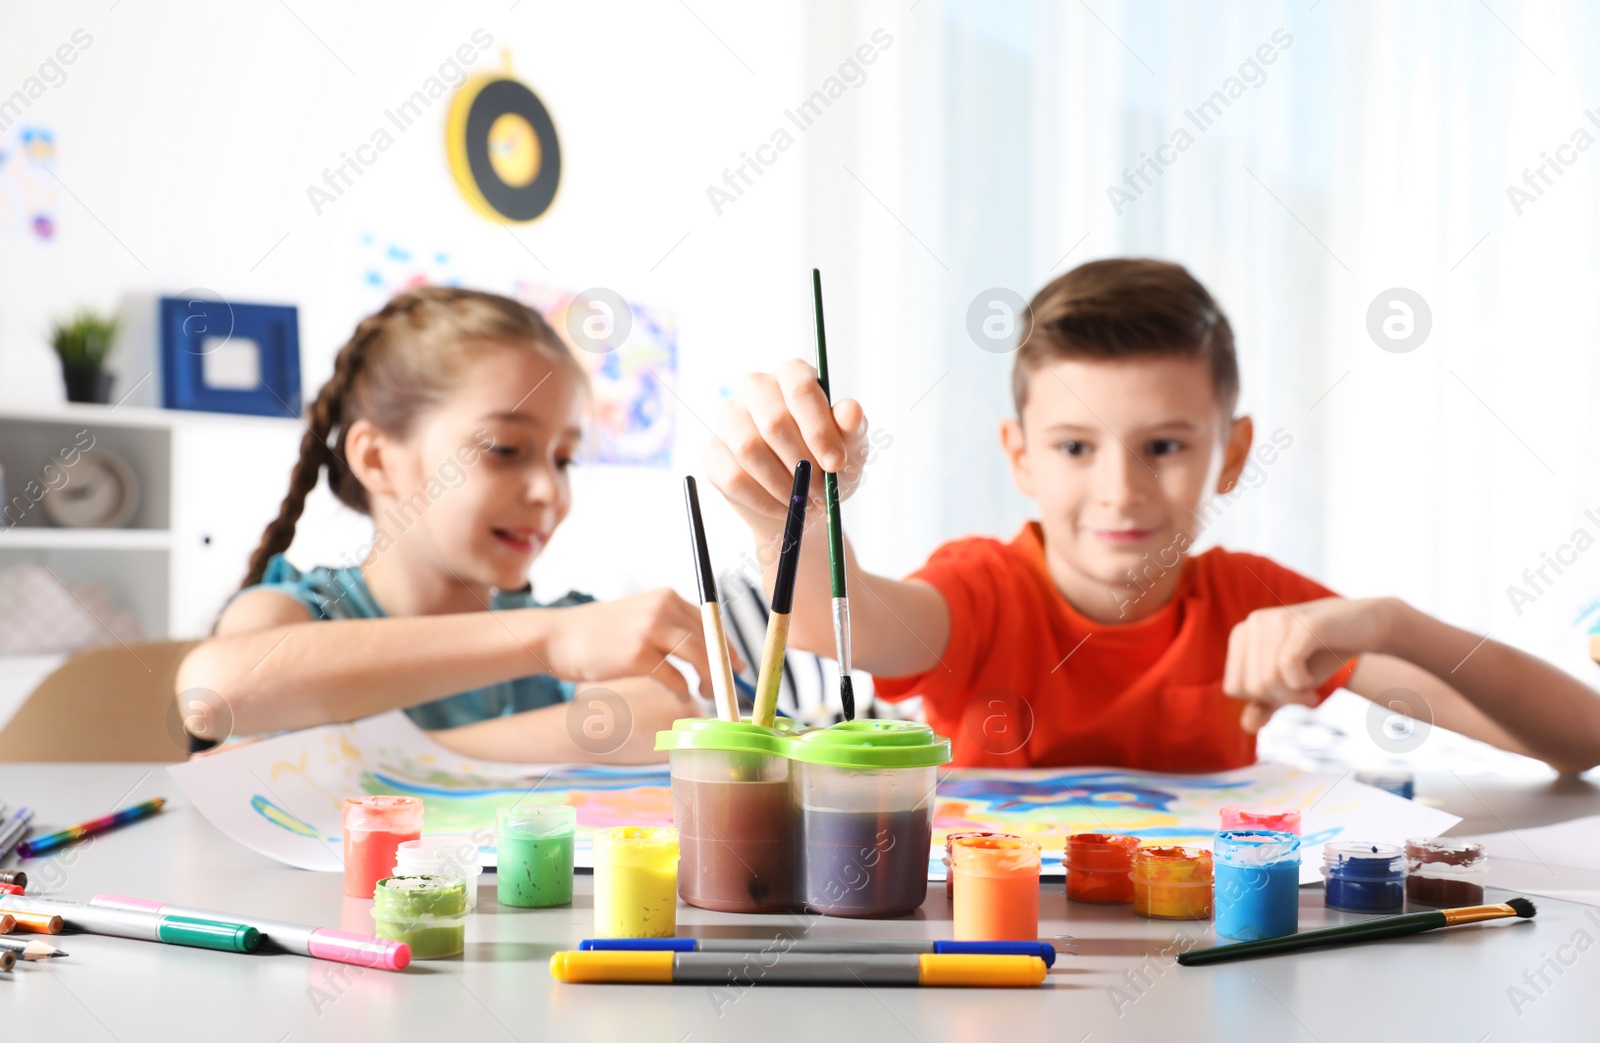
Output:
550,950,1048,987
591,827,679,939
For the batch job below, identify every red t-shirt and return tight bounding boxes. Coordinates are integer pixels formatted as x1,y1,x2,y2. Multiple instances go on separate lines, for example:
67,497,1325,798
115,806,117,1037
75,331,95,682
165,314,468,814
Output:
874,523,1356,771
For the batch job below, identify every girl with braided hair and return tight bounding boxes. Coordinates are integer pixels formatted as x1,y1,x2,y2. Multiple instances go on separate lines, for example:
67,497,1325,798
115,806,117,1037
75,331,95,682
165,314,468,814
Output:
176,287,721,762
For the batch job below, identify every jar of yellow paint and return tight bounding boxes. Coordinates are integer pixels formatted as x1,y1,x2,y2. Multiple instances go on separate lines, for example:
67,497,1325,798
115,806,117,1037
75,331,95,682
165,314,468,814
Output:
592,826,680,938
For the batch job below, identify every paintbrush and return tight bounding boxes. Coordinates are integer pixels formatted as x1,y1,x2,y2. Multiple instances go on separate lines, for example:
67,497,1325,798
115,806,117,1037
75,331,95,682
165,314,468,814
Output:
682,476,741,723
1178,897,1537,966
752,460,812,728
811,268,856,721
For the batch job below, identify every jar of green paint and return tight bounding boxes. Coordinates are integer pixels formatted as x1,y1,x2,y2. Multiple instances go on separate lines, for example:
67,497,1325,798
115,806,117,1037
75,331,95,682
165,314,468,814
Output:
496,804,577,909
371,874,468,959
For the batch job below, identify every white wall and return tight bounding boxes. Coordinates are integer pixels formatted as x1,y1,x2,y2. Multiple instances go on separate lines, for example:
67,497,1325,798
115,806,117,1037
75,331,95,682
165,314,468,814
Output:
0,0,817,608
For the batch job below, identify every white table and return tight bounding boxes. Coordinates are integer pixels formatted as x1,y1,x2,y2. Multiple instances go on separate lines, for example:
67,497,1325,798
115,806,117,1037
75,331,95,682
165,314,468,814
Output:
2,764,1597,1042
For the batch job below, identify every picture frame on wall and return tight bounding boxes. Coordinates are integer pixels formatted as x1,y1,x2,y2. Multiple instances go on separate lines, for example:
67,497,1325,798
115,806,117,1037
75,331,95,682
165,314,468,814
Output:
158,296,301,418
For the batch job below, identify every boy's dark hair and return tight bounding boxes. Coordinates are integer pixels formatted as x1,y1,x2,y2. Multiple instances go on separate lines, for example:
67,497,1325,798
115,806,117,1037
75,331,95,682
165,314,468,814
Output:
1012,258,1238,415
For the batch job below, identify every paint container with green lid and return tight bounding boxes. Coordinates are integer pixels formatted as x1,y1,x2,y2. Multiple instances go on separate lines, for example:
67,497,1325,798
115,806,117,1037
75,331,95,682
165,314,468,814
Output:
656,717,951,918
657,718,799,913
371,874,468,959
789,720,950,918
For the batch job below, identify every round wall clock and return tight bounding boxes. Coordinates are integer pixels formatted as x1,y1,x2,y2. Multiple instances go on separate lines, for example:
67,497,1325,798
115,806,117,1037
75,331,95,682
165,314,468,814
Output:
446,69,561,223
42,449,141,528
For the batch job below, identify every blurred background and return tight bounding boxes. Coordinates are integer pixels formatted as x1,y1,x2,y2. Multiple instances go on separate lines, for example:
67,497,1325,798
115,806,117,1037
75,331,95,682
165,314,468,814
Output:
1,0,1597,771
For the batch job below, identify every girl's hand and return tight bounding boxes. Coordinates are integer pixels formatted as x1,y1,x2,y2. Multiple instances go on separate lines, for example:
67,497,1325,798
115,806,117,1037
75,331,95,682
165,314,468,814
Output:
535,589,740,700
706,359,870,527
1223,597,1393,732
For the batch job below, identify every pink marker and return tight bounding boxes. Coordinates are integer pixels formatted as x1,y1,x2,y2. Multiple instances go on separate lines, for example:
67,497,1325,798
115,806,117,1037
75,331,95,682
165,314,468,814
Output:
91,895,410,971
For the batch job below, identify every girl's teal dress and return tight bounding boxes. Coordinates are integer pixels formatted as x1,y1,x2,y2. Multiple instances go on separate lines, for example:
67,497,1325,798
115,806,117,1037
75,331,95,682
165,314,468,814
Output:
251,554,592,730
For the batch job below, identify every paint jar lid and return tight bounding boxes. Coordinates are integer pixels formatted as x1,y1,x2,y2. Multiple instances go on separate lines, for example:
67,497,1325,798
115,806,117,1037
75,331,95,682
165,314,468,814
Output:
950,835,1042,876
1213,829,1301,868
497,804,577,838
591,825,679,865
1321,841,1404,880
343,795,424,832
1063,833,1141,871
1219,805,1302,835
1131,845,1214,884
372,874,468,920
656,716,950,768
1405,837,1486,870
395,837,486,876
784,719,952,768
654,716,799,756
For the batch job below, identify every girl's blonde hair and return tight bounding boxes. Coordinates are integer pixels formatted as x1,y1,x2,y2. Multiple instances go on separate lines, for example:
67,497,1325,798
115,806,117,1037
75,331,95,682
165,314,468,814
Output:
241,286,583,588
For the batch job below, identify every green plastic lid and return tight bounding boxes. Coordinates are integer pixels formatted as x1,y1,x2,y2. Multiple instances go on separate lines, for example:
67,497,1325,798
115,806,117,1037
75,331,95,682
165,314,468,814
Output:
157,915,261,953
655,717,798,756
785,719,951,768
656,717,950,769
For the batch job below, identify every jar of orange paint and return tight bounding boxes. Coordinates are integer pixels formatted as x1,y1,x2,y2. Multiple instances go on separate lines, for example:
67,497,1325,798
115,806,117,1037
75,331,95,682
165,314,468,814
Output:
1063,833,1139,904
950,835,1041,941
1131,845,1213,920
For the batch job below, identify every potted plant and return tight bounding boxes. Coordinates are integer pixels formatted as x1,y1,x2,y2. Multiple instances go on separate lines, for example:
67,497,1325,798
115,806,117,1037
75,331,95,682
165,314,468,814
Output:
51,310,118,404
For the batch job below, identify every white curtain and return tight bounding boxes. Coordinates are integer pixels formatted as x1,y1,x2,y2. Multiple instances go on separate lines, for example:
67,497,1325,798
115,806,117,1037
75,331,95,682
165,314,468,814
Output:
803,0,1600,704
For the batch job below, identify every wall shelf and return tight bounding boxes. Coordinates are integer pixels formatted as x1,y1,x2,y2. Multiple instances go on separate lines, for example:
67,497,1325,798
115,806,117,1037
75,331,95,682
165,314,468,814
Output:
0,528,173,551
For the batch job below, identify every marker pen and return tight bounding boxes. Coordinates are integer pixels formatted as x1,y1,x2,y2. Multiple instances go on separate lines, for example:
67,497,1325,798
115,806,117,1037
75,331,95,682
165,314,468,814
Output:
0,897,256,953
91,895,410,970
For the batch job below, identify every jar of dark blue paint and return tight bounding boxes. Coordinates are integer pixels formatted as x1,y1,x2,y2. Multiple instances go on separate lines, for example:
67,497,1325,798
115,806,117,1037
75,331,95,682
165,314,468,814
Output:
1321,841,1405,913
1213,829,1301,941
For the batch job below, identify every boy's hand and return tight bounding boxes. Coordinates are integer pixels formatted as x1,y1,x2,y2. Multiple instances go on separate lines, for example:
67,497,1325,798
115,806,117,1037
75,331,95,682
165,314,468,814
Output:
1223,597,1392,732
706,359,869,528
536,590,741,700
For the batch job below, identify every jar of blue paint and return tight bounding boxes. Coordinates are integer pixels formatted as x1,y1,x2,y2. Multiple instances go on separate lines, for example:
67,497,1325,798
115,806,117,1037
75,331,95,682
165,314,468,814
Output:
1213,829,1301,941
1321,841,1405,913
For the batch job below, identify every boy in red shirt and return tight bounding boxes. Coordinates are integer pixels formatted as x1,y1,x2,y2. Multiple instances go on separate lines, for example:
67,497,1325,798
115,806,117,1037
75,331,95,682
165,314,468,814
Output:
707,259,1600,773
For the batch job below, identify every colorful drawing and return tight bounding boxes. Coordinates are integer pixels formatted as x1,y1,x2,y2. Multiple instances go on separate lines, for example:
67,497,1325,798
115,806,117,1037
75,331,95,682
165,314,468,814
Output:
515,281,678,467
0,125,59,242
171,713,1458,884
356,233,460,301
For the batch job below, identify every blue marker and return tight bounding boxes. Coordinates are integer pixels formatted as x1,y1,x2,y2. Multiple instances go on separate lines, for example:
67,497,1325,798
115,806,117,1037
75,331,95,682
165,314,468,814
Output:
579,937,1058,968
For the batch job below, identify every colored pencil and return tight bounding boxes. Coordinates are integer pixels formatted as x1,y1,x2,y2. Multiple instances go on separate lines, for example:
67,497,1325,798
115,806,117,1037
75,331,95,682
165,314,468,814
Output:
811,268,855,721
0,807,34,861
752,460,812,728
0,913,12,934
90,894,411,971
0,949,14,972
6,911,62,934
683,476,742,723
1178,897,1537,966
0,936,66,960
551,950,1048,986
579,937,1058,967
18,797,164,858
0,896,257,953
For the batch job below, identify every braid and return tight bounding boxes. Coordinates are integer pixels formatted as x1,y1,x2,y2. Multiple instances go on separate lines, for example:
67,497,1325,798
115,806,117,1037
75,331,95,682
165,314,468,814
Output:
238,317,380,589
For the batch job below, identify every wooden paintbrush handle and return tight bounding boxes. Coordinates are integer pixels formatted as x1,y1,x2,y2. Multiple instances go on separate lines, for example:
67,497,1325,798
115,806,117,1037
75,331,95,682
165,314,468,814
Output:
752,611,789,729
699,601,741,723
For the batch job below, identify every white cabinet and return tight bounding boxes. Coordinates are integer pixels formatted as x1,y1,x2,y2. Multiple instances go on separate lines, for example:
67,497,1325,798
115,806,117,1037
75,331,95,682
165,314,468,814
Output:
0,403,303,642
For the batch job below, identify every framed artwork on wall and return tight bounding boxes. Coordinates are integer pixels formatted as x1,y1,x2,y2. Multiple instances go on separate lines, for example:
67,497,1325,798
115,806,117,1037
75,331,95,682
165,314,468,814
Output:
158,297,301,417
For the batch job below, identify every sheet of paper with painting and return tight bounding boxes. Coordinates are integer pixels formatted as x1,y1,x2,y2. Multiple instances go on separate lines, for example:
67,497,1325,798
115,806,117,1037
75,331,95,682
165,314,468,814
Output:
171,712,1457,882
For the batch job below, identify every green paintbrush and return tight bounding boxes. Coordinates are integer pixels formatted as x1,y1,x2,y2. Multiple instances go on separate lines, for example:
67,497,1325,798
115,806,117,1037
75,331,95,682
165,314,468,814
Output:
812,268,855,721
1178,897,1536,966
